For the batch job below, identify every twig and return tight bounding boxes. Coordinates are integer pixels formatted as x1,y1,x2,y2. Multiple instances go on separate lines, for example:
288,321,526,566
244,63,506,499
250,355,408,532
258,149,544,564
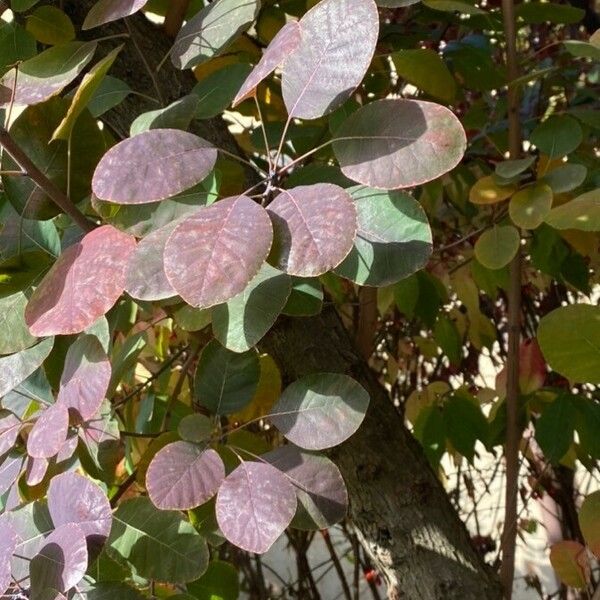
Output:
0,127,95,232
321,530,353,600
110,470,137,507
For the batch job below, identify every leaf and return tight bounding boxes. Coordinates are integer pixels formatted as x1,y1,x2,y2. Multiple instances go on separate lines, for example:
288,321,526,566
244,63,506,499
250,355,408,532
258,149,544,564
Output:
177,414,214,444
265,445,348,529
26,455,48,486
270,373,369,450
0,22,37,76
0,520,17,596
172,0,260,70
392,49,456,103
267,184,357,277
530,115,583,158
541,163,587,194
92,129,217,205
333,99,466,189
282,278,323,316
509,183,553,230
443,393,487,460
87,75,131,117
535,394,575,464
0,42,97,107
282,0,379,119
48,471,112,545
545,189,600,231
0,412,22,457
213,263,291,352
335,186,432,286
193,64,252,119
24,226,135,337
0,452,24,495
469,176,517,205
26,6,75,46
215,461,297,553
27,402,68,459
130,94,200,136
147,442,225,510
0,337,54,397
563,39,600,60
517,3,584,24
83,0,149,29
30,523,88,594
474,225,520,270
0,292,38,355
549,541,590,588
108,497,209,583
164,196,273,308
495,156,535,179
187,560,239,600
57,335,111,421
52,45,122,141
233,21,301,106
537,304,600,383
193,340,260,415
579,491,600,557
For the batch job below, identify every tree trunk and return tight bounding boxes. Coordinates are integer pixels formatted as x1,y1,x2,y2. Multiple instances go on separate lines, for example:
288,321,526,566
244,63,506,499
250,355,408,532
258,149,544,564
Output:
62,4,503,597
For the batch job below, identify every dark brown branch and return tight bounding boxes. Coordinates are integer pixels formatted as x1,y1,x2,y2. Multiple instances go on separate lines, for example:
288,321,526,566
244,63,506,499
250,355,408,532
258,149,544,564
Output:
164,0,191,37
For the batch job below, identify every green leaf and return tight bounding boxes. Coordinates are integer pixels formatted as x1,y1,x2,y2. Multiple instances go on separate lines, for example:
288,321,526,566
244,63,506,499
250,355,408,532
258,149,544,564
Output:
392,49,456,103
130,94,200,136
443,392,487,461
193,63,252,119
541,163,587,194
212,263,291,353
537,304,600,383
535,394,575,463
0,22,37,76
563,40,600,60
550,541,590,589
434,315,462,365
423,0,486,13
545,189,600,231
108,497,209,583
0,337,54,397
574,397,600,459
194,340,260,415
517,3,584,23
282,277,324,317
413,406,446,467
474,225,520,270
87,75,132,117
579,491,600,557
495,156,535,179
25,6,75,45
187,560,240,600
530,115,583,158
509,183,553,230
393,273,419,318
0,292,37,354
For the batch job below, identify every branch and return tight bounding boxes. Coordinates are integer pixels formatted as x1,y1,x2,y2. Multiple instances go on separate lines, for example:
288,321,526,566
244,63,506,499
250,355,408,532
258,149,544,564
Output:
0,127,95,233
164,0,191,37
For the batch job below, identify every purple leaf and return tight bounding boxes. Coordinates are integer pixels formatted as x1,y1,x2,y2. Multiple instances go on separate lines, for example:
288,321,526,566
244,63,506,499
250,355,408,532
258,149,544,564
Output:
147,442,225,510
25,225,137,337
125,220,180,301
270,373,369,450
233,21,301,107
267,184,357,276
48,472,112,545
0,412,22,457
0,452,25,495
216,461,297,553
164,196,273,308
265,445,348,529
83,0,148,29
92,129,217,204
0,520,17,597
333,99,467,189
27,403,69,459
56,433,79,463
57,335,111,421
30,523,88,594
282,0,379,119
25,456,48,486
0,337,54,397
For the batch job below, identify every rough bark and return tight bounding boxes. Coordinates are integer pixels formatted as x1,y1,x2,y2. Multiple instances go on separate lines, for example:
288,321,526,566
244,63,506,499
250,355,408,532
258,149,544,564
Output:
62,3,503,597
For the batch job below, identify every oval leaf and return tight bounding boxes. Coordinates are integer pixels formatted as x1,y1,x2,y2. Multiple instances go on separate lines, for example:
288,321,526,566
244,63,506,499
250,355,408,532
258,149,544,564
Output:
282,0,379,119
27,402,69,459
267,184,357,277
0,452,25,495
147,442,225,510
0,337,54,397
83,0,148,29
25,225,136,337
216,461,297,553
92,129,217,204
333,99,466,189
0,412,22,457
579,491,600,557
469,175,517,205
545,189,600,231
509,182,553,229
0,292,38,355
270,373,369,450
474,225,520,270
550,540,590,589
164,196,273,308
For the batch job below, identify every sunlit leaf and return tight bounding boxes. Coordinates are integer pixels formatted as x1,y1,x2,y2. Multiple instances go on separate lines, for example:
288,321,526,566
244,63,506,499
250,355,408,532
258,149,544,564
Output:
549,540,590,588
83,0,149,29
0,519,17,596
474,225,520,270
92,129,217,205
25,225,136,336
333,99,466,189
108,497,209,583
469,176,517,205
509,183,553,230
270,373,369,450
147,442,225,510
0,292,38,355
26,455,48,486
545,189,600,231
282,0,379,119
0,337,54,397
216,461,297,553
193,340,260,415
164,196,273,308
0,412,22,457
0,452,24,495
579,491,600,557
27,402,69,459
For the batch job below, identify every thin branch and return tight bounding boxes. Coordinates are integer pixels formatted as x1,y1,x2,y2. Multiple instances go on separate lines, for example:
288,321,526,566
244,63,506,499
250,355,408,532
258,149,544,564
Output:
0,127,95,232
321,530,353,600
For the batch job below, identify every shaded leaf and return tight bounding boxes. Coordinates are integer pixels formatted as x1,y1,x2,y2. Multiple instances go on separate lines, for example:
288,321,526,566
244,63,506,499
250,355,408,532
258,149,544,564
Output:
0,292,38,355
26,6,75,46
193,64,252,119
509,183,553,230
178,414,214,444
0,337,54,397
83,0,149,29
27,402,69,459
579,491,600,557
541,163,587,194
187,560,239,600
545,189,600,231
87,75,131,117
495,156,535,179
530,115,583,157
443,393,487,461
536,394,575,464
130,94,200,136
474,225,520,270
282,278,323,316
550,540,590,589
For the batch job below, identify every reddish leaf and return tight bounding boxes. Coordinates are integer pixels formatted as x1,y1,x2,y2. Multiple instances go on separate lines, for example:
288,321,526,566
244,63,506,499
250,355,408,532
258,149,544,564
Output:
267,184,357,277
92,129,217,204
0,520,17,597
48,472,112,544
233,21,301,107
333,99,467,189
164,196,273,308
25,456,48,486
282,0,379,119
265,445,348,529
496,338,546,396
57,433,79,464
27,403,69,459
30,523,88,594
0,412,22,457
0,452,25,495
579,491,600,557
147,442,225,510
25,225,136,337
57,335,111,421
83,0,148,29
550,540,590,589
216,461,297,553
